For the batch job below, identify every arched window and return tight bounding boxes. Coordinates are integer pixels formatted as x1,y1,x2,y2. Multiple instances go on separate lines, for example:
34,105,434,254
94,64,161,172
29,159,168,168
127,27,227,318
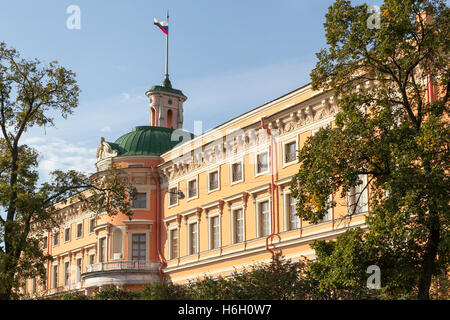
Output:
167,109,173,129
151,107,156,126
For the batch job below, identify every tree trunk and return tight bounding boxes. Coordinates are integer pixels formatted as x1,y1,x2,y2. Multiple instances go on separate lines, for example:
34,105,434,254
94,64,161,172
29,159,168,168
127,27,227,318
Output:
417,216,440,300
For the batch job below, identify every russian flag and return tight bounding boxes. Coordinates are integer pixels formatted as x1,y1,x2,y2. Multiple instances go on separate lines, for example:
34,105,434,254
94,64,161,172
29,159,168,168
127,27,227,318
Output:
154,18,168,35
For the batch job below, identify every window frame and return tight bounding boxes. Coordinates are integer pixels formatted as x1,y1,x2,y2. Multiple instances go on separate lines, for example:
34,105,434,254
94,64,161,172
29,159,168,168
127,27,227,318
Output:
207,168,220,193
168,185,179,207
132,192,147,209
231,207,245,244
285,192,300,231
255,149,270,176
187,220,199,256
52,230,60,247
64,226,71,243
89,218,96,234
186,176,199,201
168,227,179,260
256,198,271,238
282,137,299,167
131,233,147,261
230,158,244,185
209,212,221,250
76,222,83,239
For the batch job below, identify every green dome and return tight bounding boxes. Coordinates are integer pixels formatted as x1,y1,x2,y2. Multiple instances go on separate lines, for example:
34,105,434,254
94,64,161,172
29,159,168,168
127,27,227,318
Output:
109,126,193,156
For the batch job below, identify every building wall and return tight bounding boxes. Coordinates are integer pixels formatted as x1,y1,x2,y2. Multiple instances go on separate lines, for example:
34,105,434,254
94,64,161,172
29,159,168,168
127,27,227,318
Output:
23,84,369,298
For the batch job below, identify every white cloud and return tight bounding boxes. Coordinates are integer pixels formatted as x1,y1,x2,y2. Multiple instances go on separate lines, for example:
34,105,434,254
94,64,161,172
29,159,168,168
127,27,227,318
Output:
100,126,111,132
22,136,97,182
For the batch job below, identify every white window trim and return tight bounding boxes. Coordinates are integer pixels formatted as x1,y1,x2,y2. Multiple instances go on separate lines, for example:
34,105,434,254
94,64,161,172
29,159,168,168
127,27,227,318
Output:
323,194,333,222
97,236,108,263
229,158,244,185
255,197,271,238
186,219,199,256
88,218,96,234
230,205,245,245
207,167,220,193
254,148,270,177
168,184,179,208
168,225,180,260
283,191,301,232
76,222,83,239
347,174,368,215
63,227,71,243
52,231,60,247
281,137,299,168
207,211,221,251
186,176,199,201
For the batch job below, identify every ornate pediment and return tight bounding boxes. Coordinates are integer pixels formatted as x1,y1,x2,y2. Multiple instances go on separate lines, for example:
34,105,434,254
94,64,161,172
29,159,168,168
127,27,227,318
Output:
96,137,118,161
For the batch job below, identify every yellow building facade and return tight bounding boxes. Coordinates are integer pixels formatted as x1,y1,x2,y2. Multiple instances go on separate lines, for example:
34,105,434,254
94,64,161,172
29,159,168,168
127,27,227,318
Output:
22,79,369,298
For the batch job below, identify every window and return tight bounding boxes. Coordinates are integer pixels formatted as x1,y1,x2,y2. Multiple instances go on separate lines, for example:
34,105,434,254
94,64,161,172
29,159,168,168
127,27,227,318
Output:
53,231,59,246
32,278,37,294
42,271,47,291
287,194,300,230
64,227,71,242
132,193,146,209
323,194,333,222
111,228,123,260
170,229,179,259
233,209,244,243
42,236,48,250
189,222,198,255
348,174,368,214
259,201,270,237
64,262,70,286
284,141,297,164
208,170,219,192
132,234,146,261
76,258,82,282
89,218,95,233
231,162,243,183
89,254,95,265
188,179,198,199
99,238,106,263
256,152,269,174
211,216,220,249
52,265,58,288
76,222,83,238
169,187,178,206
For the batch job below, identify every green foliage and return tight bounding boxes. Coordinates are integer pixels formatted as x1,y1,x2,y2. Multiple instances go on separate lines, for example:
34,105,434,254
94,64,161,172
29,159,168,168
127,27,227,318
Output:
58,291,90,300
0,42,137,300
291,0,449,299
92,286,140,300
141,280,191,300
139,255,322,300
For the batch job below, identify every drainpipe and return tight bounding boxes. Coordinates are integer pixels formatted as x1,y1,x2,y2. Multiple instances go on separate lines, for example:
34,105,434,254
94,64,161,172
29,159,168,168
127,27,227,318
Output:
150,165,166,281
260,117,280,259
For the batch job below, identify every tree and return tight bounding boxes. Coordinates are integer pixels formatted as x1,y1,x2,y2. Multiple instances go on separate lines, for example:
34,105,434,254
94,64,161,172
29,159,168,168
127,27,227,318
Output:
290,0,449,299
0,42,136,300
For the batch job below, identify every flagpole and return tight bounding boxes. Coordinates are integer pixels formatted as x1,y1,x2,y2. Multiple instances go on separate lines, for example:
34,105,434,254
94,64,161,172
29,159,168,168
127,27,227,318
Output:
165,10,169,84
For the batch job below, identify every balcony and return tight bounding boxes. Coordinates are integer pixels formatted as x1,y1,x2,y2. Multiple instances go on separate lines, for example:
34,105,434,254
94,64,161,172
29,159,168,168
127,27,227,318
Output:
82,260,161,289
85,260,159,273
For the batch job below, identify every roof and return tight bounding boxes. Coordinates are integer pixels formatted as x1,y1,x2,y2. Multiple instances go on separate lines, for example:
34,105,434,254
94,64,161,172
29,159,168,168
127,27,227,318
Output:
146,85,186,98
108,126,194,157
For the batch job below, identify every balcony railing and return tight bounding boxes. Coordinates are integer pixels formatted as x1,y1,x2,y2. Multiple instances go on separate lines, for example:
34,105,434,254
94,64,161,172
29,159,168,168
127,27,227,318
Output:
85,260,160,273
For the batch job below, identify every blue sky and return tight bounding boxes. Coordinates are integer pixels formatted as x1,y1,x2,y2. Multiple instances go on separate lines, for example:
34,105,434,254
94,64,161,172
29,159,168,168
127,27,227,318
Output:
0,0,384,179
